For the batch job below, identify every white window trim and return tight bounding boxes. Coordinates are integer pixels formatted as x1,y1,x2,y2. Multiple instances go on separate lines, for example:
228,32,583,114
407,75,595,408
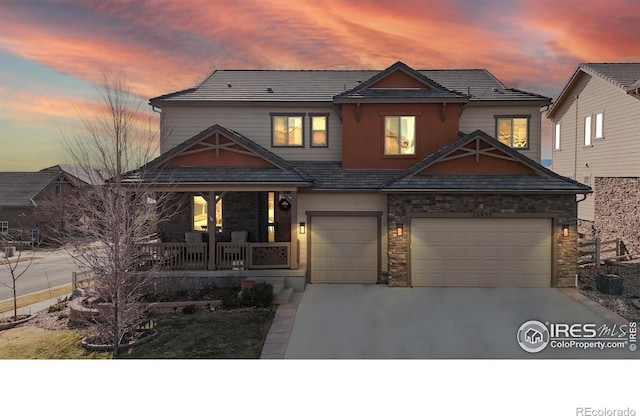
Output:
595,112,604,139
0,221,7,233
554,123,561,150
584,116,592,146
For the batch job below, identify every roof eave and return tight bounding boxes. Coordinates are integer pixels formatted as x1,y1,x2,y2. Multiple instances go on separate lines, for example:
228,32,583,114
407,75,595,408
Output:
149,99,333,108
333,97,469,104
380,188,592,194
469,99,551,106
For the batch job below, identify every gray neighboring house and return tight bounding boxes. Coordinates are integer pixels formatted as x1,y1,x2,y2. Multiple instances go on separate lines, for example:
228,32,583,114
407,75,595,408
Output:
547,63,640,254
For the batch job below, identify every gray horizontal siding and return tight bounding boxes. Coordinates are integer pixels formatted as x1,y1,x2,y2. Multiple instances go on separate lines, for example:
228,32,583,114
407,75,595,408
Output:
160,105,342,161
551,73,640,221
459,105,542,162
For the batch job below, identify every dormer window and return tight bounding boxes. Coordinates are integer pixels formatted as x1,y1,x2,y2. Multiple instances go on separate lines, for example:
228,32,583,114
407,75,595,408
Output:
384,116,416,155
272,114,304,147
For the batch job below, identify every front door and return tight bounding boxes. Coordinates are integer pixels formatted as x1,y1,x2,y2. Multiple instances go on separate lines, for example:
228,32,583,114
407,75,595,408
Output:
275,193,291,242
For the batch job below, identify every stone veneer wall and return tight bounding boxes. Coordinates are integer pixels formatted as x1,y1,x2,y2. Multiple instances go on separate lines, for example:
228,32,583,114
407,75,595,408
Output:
387,193,578,288
594,177,640,255
161,192,261,243
577,219,595,239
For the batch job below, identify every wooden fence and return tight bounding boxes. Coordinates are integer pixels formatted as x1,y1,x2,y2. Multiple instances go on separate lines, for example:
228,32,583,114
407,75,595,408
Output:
578,237,621,266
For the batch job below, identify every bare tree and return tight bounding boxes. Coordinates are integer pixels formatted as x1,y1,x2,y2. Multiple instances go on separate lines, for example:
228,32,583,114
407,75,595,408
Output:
0,232,38,321
44,72,180,357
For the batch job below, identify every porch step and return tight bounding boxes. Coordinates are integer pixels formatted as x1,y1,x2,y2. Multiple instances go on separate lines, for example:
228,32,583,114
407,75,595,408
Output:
275,287,294,305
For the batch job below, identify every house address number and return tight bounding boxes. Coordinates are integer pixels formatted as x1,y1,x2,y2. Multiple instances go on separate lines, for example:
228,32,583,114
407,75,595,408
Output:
473,212,493,217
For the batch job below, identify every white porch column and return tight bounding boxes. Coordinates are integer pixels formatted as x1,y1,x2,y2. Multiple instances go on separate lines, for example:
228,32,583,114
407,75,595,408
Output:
207,190,216,270
290,190,298,269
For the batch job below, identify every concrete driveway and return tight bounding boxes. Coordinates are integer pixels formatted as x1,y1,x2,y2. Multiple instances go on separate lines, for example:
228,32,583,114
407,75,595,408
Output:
284,285,639,359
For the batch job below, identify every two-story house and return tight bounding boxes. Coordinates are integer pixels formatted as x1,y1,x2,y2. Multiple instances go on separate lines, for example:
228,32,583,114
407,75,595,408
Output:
137,61,588,292
548,63,640,255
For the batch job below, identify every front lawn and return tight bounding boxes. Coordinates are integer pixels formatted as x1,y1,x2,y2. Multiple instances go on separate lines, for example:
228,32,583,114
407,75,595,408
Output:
122,308,275,359
0,307,275,359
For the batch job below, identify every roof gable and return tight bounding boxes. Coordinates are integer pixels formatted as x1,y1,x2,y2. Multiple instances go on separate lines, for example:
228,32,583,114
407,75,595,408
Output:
384,130,591,192
353,61,443,91
333,61,468,103
0,171,64,207
133,124,312,185
149,124,297,172
549,63,640,117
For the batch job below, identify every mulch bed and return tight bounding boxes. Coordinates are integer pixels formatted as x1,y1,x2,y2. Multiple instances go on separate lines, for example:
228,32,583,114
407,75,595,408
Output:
578,261,640,322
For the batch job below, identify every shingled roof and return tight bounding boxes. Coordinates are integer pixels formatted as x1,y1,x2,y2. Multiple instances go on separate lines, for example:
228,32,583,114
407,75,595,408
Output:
548,62,640,117
150,62,550,105
0,171,62,207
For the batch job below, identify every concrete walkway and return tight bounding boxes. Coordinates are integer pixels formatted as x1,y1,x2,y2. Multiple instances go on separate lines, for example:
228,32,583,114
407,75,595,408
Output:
270,285,638,359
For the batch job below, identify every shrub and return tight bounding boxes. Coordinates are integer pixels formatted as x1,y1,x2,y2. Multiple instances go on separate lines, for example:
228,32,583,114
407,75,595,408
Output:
221,293,240,310
239,282,274,308
182,304,197,314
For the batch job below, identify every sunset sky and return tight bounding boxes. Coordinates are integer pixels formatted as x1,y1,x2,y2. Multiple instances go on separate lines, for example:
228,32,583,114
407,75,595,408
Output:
1,0,639,171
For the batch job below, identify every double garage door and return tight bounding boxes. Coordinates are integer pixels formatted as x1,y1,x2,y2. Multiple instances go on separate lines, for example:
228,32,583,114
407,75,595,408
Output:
410,218,552,287
310,216,378,283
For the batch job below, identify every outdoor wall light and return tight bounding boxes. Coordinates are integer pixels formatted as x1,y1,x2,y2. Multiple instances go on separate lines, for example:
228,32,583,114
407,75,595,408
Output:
562,225,570,238
397,226,403,236
299,222,306,234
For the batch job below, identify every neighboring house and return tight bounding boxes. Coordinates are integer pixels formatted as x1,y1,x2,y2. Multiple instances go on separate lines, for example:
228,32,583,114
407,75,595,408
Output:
548,63,640,254
40,164,108,187
137,61,588,290
0,171,75,241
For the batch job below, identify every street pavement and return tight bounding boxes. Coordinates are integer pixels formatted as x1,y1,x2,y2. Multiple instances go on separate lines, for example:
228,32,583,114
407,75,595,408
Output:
0,248,78,302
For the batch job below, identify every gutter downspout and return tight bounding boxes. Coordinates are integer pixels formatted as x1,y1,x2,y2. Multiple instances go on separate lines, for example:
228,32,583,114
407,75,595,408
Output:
575,192,589,287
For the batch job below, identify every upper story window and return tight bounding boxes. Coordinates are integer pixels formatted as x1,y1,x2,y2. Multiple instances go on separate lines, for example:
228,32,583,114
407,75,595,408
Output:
554,123,561,150
272,114,304,147
496,116,529,149
55,184,63,195
595,112,604,139
384,116,416,155
584,116,592,146
0,221,7,234
310,114,328,147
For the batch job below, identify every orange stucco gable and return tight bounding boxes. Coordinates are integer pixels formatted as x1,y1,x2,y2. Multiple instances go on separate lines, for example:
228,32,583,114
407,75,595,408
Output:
370,69,432,89
163,133,274,168
419,140,536,174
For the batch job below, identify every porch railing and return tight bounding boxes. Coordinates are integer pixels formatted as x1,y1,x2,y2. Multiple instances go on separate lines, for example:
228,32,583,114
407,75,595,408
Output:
135,241,290,271
137,242,208,270
216,242,290,270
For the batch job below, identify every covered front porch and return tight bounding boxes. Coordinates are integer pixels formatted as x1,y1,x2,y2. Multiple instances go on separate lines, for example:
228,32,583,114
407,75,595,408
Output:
138,189,303,273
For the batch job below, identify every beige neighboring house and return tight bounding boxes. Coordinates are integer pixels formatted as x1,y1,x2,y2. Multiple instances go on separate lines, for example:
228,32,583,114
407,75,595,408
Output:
547,63,640,254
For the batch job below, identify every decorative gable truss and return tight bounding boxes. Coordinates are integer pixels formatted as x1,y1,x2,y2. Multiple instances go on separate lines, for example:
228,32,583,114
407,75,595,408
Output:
176,131,263,160
382,130,591,192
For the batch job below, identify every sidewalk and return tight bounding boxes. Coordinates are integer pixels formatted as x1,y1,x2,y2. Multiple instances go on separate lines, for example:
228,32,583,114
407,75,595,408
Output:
0,285,72,319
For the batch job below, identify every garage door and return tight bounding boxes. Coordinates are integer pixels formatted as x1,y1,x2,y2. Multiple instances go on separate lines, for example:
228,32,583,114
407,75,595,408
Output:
311,216,378,283
411,218,551,287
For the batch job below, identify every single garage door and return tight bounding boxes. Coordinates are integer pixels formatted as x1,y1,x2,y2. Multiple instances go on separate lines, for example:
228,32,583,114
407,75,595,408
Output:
411,217,551,287
311,216,378,283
